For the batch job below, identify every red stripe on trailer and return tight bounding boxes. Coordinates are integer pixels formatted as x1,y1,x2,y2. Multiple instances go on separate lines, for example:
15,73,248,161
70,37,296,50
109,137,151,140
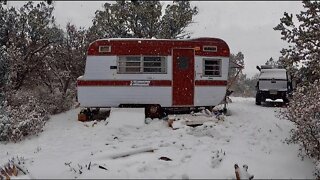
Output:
195,80,227,86
149,80,172,86
77,80,130,86
77,80,227,86
77,80,172,86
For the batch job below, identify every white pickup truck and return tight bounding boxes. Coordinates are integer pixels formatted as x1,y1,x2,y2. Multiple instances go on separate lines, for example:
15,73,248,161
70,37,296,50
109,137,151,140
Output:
255,65,292,105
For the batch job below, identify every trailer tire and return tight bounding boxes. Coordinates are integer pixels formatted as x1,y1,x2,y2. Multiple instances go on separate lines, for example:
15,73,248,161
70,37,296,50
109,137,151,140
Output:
255,92,262,105
145,105,163,119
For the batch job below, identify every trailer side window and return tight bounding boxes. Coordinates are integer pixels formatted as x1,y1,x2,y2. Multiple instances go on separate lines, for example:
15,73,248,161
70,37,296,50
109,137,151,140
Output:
118,56,141,73
117,56,166,74
203,59,221,76
143,56,166,73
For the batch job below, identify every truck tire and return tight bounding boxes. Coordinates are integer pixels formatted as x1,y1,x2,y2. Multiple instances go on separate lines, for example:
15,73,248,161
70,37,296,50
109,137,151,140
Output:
255,92,261,105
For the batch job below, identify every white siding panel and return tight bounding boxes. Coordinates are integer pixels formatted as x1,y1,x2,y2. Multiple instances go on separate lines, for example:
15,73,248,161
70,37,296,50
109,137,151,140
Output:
78,86,172,108
194,86,226,106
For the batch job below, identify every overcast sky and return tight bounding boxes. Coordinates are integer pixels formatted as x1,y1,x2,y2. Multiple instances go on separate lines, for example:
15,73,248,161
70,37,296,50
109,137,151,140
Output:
8,1,303,77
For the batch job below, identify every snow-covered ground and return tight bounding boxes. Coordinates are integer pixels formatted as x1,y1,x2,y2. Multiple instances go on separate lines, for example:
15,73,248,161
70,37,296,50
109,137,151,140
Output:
0,97,315,179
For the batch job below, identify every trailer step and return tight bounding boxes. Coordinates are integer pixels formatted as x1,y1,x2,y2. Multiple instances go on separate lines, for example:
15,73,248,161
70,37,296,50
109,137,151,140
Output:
106,108,145,128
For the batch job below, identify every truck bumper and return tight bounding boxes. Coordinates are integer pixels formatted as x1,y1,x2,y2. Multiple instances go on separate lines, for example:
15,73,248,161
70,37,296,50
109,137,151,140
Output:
259,90,287,101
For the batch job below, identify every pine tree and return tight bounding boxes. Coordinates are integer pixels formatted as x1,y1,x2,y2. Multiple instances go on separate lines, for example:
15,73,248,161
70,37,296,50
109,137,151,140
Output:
0,2,59,141
88,0,198,40
158,1,198,39
264,57,281,67
274,0,320,84
228,52,244,79
6,1,58,91
275,1,320,177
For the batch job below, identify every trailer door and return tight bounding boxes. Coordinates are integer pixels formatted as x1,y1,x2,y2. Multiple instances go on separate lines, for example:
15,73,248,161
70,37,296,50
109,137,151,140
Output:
172,48,195,106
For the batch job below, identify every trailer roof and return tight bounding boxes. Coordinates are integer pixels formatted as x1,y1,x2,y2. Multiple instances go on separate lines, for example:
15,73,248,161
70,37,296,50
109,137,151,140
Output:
97,37,225,42
87,37,230,57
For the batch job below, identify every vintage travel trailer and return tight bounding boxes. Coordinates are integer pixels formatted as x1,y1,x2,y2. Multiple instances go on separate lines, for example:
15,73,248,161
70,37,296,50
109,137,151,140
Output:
77,37,230,118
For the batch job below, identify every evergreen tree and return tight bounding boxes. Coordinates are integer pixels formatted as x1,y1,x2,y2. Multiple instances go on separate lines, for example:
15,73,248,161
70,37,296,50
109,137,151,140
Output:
228,52,244,79
274,0,320,84
158,1,198,39
89,0,198,40
275,1,320,177
264,57,280,67
5,1,58,91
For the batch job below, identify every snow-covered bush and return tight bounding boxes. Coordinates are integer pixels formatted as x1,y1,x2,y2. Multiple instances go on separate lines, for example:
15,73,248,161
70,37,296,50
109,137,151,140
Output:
0,92,48,142
279,81,320,177
275,1,320,177
34,87,75,115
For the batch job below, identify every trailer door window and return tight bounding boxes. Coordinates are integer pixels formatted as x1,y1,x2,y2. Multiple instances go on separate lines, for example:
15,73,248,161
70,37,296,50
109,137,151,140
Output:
118,56,166,74
203,59,221,76
177,56,189,70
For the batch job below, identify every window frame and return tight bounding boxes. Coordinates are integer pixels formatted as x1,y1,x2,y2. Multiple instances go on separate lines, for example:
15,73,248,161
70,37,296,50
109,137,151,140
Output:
202,58,222,77
99,45,111,53
203,45,218,52
118,56,142,74
117,55,167,74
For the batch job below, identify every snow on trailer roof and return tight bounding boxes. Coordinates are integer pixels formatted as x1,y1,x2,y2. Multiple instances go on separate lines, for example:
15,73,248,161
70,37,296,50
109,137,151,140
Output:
259,69,287,80
98,37,225,42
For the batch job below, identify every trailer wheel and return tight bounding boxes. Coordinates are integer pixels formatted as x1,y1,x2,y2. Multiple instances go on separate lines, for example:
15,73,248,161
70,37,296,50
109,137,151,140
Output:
145,104,163,119
255,92,261,105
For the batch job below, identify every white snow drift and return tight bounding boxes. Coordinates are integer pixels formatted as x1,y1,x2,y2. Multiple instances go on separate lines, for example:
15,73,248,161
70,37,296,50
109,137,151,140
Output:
0,97,315,179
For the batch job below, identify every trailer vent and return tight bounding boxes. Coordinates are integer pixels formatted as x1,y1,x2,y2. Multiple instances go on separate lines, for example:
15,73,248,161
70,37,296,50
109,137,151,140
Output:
99,46,111,53
203,46,217,52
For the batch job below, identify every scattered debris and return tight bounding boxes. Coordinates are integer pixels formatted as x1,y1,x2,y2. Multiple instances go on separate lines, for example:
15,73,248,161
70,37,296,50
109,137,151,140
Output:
109,147,156,159
168,118,174,128
0,161,29,180
98,165,108,171
92,120,98,127
234,163,254,180
159,156,172,161
64,162,72,167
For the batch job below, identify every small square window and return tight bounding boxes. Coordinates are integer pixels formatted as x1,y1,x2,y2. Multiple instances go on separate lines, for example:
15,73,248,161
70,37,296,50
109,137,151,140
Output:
99,46,111,53
203,59,221,77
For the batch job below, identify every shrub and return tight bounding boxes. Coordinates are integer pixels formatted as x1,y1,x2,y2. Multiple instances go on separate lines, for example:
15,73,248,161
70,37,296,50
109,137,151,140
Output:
279,80,320,177
0,93,48,142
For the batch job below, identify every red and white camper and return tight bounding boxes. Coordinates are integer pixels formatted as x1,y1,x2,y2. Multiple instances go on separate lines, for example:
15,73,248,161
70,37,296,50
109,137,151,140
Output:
77,37,230,118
